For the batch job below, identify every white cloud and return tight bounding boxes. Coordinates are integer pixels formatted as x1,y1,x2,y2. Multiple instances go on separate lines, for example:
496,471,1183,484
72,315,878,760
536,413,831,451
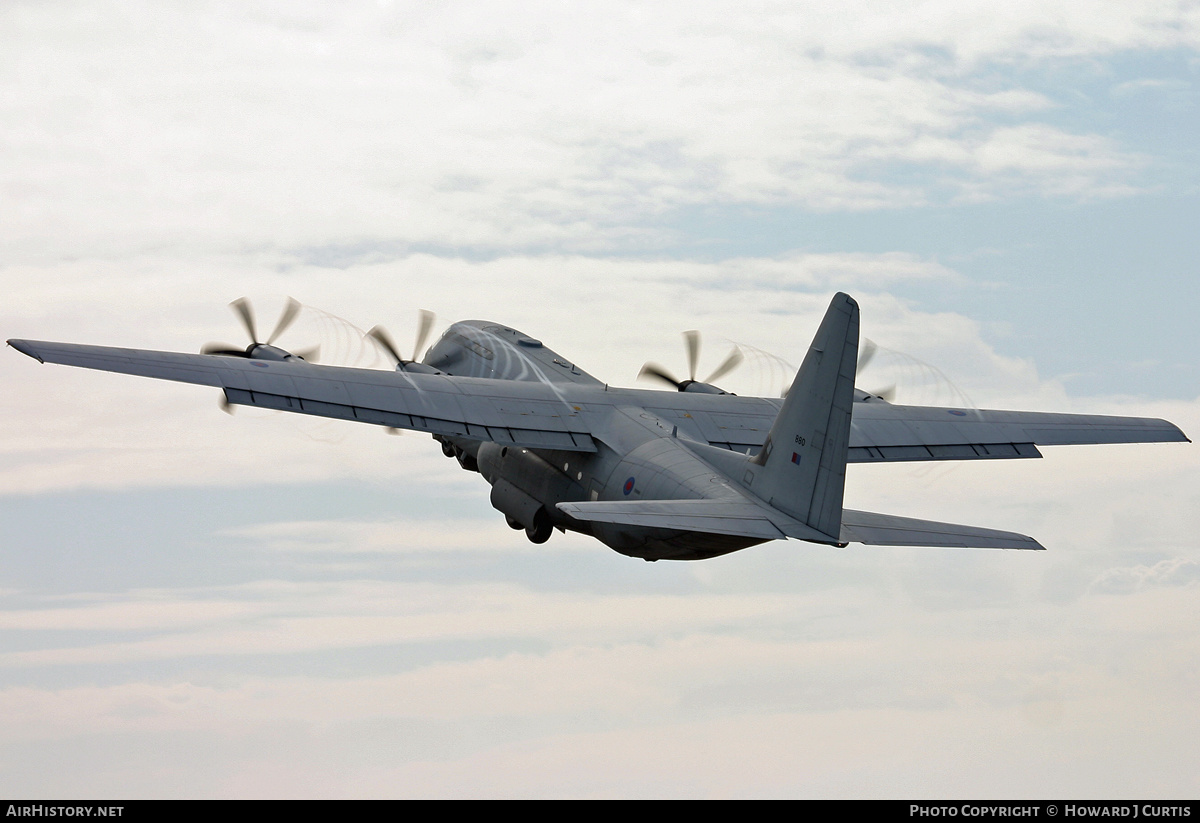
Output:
3,0,1189,260
1091,556,1200,594
0,578,811,668
2,580,1197,796
971,124,1144,197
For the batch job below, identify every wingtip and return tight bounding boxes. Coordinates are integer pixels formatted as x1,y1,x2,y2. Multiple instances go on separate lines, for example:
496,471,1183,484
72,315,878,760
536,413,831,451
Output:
7,339,43,363
1008,532,1045,551
1158,420,1190,443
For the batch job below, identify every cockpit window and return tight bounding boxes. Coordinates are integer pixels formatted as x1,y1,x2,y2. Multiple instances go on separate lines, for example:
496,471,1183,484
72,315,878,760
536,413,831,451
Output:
446,330,494,360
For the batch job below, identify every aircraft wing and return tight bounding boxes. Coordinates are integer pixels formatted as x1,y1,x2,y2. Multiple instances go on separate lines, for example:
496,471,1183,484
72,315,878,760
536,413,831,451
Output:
652,398,1188,460
8,339,1188,461
844,402,1188,462
7,340,599,452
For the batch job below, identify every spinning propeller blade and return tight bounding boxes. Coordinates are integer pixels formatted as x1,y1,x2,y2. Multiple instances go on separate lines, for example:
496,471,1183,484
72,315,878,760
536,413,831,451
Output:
639,329,743,391
202,297,317,412
368,310,437,366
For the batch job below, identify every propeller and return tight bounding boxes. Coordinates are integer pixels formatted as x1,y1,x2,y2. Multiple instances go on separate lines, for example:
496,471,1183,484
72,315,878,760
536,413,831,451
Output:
202,297,318,415
201,297,318,362
855,338,896,402
639,330,744,391
367,309,436,368
365,310,437,435
857,338,877,373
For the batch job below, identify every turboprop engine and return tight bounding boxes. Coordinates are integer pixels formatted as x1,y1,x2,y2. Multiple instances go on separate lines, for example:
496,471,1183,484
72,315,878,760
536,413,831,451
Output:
476,442,581,544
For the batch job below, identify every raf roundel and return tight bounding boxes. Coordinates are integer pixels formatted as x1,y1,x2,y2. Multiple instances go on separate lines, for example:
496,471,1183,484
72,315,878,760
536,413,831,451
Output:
623,477,636,496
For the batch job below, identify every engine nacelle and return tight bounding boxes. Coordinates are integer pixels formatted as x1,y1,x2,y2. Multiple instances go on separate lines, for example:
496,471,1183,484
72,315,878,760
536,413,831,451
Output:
488,478,543,529
676,380,732,395
476,442,579,534
397,361,441,375
245,343,307,361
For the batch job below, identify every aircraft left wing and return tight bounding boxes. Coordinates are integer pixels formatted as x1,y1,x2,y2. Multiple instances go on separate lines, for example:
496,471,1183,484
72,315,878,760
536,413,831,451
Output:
845,402,1189,462
7,340,598,452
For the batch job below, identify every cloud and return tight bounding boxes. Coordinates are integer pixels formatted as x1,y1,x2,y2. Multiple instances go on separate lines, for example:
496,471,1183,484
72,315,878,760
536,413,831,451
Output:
0,578,812,668
2,580,1198,796
1110,78,1193,99
221,517,522,554
1091,556,1200,594
3,1,1189,261
969,124,1144,198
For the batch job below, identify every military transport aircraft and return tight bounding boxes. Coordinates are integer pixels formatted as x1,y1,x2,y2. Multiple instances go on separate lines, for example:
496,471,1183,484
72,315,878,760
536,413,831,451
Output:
8,293,1190,561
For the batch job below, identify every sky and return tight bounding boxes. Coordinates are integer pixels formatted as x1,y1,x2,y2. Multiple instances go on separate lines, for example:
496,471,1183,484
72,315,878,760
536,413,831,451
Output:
1,0,1198,799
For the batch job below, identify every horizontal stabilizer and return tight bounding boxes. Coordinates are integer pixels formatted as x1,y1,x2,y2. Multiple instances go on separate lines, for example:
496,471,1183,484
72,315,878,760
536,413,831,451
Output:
560,499,1045,550
557,499,790,540
839,509,1044,550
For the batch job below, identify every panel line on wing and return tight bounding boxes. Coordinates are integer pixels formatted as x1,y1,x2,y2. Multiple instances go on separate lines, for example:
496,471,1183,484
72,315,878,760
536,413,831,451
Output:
225,388,596,452
846,442,1042,462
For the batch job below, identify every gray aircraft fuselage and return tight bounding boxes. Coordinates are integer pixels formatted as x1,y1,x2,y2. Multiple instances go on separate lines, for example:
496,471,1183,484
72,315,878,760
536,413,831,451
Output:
423,320,762,560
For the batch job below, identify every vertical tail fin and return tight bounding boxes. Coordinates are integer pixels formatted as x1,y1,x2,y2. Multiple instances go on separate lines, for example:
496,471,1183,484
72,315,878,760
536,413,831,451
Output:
748,293,858,541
